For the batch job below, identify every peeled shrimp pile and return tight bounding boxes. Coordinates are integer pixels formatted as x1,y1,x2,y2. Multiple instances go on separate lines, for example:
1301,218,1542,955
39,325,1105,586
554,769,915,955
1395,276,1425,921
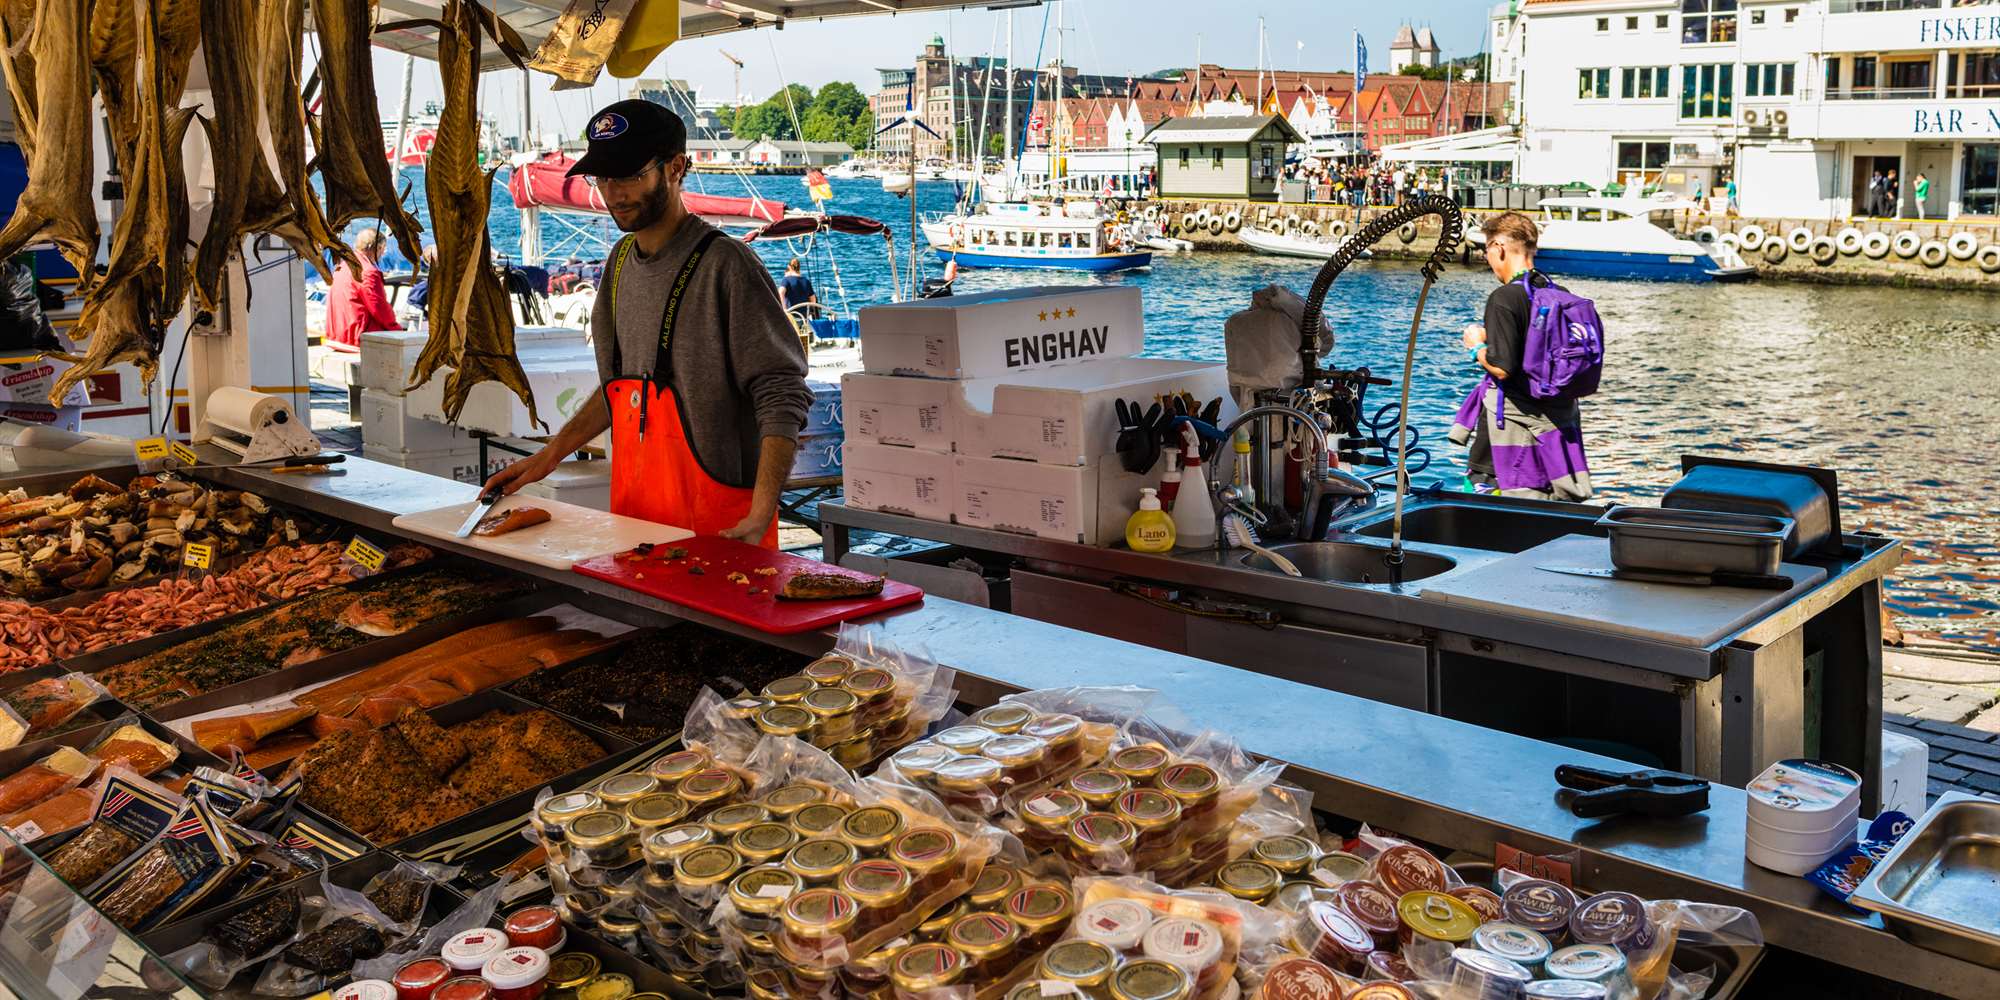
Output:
0,575,265,669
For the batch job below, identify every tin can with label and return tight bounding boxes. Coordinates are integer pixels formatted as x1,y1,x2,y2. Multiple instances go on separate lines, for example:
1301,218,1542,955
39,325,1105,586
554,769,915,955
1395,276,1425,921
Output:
1118,788,1185,854
1395,891,1481,949
536,791,601,843
1373,845,1448,898
1568,892,1655,954
1297,901,1374,976
1255,957,1349,1000
1068,813,1139,869
1500,879,1578,943
1450,884,1506,923
1251,835,1318,876
1544,943,1629,987
726,867,802,934
1448,948,1534,1000
1330,880,1400,949
1471,921,1554,973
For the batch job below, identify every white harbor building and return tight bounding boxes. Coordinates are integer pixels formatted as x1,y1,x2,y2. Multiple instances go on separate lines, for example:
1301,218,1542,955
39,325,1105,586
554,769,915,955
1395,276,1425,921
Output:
1467,0,2000,219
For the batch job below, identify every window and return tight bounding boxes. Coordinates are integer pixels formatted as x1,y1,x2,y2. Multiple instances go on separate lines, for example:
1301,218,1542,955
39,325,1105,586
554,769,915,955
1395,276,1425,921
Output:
1745,63,1797,97
1212,146,1225,170
1578,67,1612,99
1656,14,1670,28
1886,58,1933,95
1954,52,2000,99
1682,0,1738,44
1596,17,1609,31
1626,16,1639,30
1616,140,1672,178
1260,144,1275,180
1826,56,1841,94
1786,8,1799,23
1751,10,1765,25
1178,147,1190,168
1680,63,1735,118
1853,55,1878,90
1623,66,1672,98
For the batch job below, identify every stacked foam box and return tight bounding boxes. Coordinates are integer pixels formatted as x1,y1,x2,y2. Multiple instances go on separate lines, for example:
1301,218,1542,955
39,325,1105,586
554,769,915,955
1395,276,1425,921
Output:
358,326,587,484
841,286,1231,545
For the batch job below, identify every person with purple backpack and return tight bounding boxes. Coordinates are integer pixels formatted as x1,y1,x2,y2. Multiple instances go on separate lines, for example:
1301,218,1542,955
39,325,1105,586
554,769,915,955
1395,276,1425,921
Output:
1449,211,1598,500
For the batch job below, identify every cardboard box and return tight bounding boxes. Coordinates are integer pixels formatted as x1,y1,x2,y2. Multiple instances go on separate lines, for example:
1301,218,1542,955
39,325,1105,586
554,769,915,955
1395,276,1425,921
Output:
953,455,1100,544
841,373,956,453
842,442,954,523
0,360,89,407
958,358,1232,466
0,403,84,432
791,431,845,481
518,459,613,511
360,388,469,453
857,286,1144,379
803,379,842,436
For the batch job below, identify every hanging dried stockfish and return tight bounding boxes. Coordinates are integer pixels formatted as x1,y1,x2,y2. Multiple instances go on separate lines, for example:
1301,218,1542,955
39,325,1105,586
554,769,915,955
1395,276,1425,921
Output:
406,0,542,431
0,0,100,291
244,0,354,284
310,0,424,265
188,0,265,311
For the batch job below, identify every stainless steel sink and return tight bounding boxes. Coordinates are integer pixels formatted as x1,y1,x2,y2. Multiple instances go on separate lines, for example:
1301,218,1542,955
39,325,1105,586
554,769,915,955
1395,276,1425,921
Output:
1241,541,1456,584
1345,502,1602,553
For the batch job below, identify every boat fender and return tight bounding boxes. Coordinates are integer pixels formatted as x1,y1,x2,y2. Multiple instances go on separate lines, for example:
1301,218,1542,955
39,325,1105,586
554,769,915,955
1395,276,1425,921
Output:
1181,212,1199,232
1142,204,1159,221
1301,219,1320,237
1761,240,1789,265
1892,231,1923,258
1861,232,1892,259
1948,232,1980,260
1328,219,1349,238
1835,228,1865,256
1808,236,1838,266
1397,222,1418,244
1195,209,1212,226
1918,240,1949,268
1786,226,1815,253
1978,245,2000,274
1716,233,1741,257
1737,225,1766,250
1283,215,1301,234
1223,210,1243,232
1208,215,1226,236
1694,225,1720,245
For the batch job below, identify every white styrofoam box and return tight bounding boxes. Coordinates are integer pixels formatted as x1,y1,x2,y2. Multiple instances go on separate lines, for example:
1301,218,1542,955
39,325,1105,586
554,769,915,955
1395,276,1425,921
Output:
363,444,486,485
954,455,1100,544
842,442,954,523
358,329,430,394
858,285,1145,379
514,325,589,345
518,459,614,512
1880,730,1929,819
842,373,955,453
455,362,601,438
360,388,470,453
959,358,1233,466
403,364,448,421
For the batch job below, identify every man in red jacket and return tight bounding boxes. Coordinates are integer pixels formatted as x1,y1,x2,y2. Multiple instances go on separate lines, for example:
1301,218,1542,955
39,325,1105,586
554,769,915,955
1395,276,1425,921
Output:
324,229,402,351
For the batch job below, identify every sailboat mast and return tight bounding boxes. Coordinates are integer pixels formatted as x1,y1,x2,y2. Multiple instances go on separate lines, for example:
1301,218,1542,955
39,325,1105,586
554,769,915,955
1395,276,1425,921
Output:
1054,0,1064,192
1004,11,1015,180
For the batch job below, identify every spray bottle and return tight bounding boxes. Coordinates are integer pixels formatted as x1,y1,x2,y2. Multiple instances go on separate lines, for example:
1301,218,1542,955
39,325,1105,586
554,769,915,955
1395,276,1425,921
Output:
1172,423,1217,549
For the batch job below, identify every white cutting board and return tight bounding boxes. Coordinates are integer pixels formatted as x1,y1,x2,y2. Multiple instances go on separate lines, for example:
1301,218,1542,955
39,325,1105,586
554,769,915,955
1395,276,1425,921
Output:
1418,534,1827,648
391,496,693,570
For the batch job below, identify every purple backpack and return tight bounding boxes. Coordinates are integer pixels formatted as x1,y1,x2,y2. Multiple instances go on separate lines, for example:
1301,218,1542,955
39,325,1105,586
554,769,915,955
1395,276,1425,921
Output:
1516,274,1605,400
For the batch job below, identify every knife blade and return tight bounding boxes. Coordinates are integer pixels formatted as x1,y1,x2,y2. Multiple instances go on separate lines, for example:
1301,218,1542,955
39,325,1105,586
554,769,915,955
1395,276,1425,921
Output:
1538,565,1793,590
454,490,503,538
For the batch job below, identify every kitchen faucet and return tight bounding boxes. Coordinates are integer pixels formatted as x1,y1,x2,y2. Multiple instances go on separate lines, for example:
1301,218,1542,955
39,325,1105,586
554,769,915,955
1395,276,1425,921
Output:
1209,405,1376,552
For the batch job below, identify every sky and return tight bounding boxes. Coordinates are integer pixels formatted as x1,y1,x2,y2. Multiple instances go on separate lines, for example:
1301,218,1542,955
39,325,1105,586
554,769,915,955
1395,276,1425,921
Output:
368,0,1498,141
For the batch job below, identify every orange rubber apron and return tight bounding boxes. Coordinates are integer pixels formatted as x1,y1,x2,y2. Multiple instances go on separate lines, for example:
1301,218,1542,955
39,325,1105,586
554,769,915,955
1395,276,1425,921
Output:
603,231,778,548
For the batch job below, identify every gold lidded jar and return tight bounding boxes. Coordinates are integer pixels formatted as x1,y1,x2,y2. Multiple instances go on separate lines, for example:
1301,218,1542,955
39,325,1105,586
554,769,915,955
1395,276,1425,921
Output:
1067,813,1139,867
888,743,958,784
980,734,1050,784
673,843,743,897
721,694,773,722
1039,938,1118,991
802,686,862,740
890,825,963,899
1214,859,1282,905
677,767,743,811
746,968,787,1000
1114,788,1183,853
763,675,818,704
791,801,853,838
1019,790,1089,848
840,858,915,933
704,802,772,839
830,728,877,770
839,805,908,855
727,866,803,930
1251,834,1317,875
647,748,712,786
625,792,690,834
1022,713,1085,767
1108,742,1173,783
595,772,660,810
781,887,861,961
1068,769,1132,808
759,782,831,819
968,703,1035,735
1109,959,1194,1000
733,822,802,866
536,790,602,841
1004,881,1075,951
547,951,601,994
888,942,965,998
785,837,858,885
567,810,639,868
967,865,1023,910
756,703,817,740
802,655,855,686
917,897,971,940
841,667,898,713
643,823,712,877
931,755,1003,808
1155,761,1222,820
933,725,997,755
944,912,1021,976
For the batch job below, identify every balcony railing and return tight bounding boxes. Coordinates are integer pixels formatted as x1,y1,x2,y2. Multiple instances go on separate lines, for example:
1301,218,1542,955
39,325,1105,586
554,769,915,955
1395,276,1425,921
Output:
1825,85,1939,99
1829,0,1943,13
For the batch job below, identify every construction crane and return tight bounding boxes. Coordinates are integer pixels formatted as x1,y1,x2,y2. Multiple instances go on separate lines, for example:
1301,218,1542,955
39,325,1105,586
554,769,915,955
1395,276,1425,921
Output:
719,50,745,106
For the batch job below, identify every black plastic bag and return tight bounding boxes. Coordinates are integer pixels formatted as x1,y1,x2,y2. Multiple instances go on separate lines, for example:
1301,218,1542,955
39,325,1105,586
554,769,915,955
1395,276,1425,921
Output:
0,259,59,351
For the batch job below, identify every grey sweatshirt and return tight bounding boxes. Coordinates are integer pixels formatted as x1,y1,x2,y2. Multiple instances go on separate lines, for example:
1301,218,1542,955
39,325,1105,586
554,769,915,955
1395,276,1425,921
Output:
590,216,811,489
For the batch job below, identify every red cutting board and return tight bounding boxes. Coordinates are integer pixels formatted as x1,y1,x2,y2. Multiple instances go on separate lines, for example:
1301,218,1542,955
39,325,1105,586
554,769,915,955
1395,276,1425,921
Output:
571,535,923,635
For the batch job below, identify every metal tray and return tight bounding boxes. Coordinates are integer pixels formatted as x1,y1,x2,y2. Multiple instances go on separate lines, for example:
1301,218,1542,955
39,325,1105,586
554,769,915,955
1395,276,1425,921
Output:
1597,505,1792,576
1850,791,2000,970
2,712,226,857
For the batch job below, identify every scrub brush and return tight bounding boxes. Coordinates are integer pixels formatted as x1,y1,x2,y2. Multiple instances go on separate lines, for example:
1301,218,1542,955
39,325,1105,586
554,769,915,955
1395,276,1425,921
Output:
1222,513,1302,577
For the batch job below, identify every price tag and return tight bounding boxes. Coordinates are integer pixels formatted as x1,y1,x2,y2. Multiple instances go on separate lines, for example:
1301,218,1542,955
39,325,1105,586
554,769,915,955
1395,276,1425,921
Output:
133,437,168,462
1495,842,1574,888
170,442,199,466
181,542,214,570
344,536,387,573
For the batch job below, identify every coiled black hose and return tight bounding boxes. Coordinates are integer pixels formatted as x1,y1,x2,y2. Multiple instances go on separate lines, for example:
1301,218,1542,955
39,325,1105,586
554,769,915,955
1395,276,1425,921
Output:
1296,195,1465,380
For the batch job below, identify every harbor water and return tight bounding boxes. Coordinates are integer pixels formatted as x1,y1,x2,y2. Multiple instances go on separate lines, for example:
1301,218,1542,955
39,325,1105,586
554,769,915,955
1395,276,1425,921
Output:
382,172,2000,655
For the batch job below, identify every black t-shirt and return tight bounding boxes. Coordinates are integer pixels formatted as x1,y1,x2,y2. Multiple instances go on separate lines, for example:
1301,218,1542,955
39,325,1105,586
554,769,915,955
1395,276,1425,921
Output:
1482,270,1580,425
778,273,815,308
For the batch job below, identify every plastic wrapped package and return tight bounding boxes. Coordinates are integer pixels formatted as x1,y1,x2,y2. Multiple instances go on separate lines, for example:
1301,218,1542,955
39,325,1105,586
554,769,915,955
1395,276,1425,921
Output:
879,687,1145,822
2,673,111,742
35,768,181,884
167,888,308,992
1036,875,1288,1000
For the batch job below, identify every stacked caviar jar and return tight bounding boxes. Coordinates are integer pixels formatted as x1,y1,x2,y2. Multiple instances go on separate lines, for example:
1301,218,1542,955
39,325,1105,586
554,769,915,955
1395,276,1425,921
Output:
883,700,1119,819
715,646,955,773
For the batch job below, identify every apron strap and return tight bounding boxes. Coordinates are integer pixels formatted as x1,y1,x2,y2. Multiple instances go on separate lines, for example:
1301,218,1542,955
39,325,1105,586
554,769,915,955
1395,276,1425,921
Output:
604,228,722,381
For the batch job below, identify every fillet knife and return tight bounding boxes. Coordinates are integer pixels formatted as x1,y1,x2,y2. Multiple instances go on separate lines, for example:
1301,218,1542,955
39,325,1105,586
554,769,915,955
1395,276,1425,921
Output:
454,489,503,538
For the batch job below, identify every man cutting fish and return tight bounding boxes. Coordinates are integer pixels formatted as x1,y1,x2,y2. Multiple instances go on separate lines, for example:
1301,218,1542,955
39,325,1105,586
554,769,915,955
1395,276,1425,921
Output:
482,101,811,547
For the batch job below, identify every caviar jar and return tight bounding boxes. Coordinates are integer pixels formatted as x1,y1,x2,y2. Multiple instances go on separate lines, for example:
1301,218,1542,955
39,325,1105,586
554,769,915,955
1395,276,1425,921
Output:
1020,790,1089,850
763,675,818,704
568,811,639,869
1109,743,1173,783
841,668,898,716
1251,835,1317,876
760,782,831,820
803,655,855,686
969,703,1035,734
839,806,907,855
1108,960,1193,1000
786,838,858,885
890,826,964,899
1004,881,1075,951
781,888,862,963
595,772,660,810
888,744,957,784
981,734,1050,784
756,703,817,740
841,859,916,934
968,865,1024,910
1068,769,1131,809
931,755,1004,809
673,844,743,899
744,969,787,1000
933,726,997,755
1021,713,1085,768
1068,813,1139,868
1039,938,1118,992
624,792,690,835
917,897,972,940
643,824,712,877
1155,762,1222,822
705,802,773,840
802,687,863,741
842,942,906,997
720,694,773,722
830,729,877,770
646,749,712,786
1114,788,1183,854
596,911,643,953
1213,859,1281,905
727,867,803,934
792,802,853,838
945,912,1021,977
536,791,602,843
888,942,965,999
733,822,802,866
677,768,743,812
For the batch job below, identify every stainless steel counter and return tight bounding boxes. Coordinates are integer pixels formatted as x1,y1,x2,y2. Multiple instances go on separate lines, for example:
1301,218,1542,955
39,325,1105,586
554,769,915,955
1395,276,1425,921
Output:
198,454,1992,997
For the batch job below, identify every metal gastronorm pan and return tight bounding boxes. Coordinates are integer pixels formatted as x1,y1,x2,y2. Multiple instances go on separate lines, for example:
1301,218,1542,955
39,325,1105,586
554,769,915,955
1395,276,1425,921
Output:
1850,791,2000,970
1597,505,1793,576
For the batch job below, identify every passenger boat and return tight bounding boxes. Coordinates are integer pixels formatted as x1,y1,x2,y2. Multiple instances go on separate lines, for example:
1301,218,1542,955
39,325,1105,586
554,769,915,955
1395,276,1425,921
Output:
1239,224,1354,260
925,201,1152,272
1471,196,1755,282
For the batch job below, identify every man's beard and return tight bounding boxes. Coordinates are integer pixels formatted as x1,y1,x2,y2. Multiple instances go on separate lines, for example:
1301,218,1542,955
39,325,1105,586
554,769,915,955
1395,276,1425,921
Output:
612,182,672,232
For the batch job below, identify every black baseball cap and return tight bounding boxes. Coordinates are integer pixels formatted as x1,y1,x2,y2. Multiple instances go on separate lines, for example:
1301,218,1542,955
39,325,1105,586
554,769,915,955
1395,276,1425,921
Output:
567,99,687,178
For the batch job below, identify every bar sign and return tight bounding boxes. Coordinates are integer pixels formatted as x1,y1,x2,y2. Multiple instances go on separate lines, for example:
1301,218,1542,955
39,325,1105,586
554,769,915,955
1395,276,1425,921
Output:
170,442,198,466
182,543,214,570
345,536,387,572
133,437,168,462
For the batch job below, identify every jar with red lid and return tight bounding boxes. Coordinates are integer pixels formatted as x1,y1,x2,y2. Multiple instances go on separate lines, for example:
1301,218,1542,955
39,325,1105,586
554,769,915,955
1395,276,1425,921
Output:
395,957,455,1000
503,905,564,953
432,979,493,1000
442,928,512,974
481,946,550,1000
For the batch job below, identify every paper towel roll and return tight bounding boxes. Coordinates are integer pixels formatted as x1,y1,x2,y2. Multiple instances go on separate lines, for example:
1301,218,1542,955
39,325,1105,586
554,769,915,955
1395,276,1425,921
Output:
204,386,296,435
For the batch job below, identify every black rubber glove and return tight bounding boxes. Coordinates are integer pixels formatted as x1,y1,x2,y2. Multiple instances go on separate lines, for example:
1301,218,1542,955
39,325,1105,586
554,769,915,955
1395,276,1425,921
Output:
1115,399,1165,474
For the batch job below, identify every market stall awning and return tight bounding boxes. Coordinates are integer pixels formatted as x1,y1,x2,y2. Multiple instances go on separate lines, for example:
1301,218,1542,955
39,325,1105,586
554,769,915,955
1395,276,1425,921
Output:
1378,126,1523,164
370,0,1047,70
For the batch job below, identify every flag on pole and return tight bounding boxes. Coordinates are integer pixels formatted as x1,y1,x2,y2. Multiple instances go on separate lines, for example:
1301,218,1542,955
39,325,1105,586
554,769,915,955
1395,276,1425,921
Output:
1355,30,1368,93
805,168,832,203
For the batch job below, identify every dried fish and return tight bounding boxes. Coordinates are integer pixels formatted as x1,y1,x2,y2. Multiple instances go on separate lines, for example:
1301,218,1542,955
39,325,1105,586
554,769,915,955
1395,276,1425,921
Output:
244,0,355,284
189,0,262,311
407,0,544,431
309,0,423,263
0,1,99,290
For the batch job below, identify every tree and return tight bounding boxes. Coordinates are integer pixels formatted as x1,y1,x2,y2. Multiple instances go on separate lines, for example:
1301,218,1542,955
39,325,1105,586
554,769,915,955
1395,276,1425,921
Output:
845,114,877,153
987,132,1005,158
813,81,869,124
733,85,816,140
